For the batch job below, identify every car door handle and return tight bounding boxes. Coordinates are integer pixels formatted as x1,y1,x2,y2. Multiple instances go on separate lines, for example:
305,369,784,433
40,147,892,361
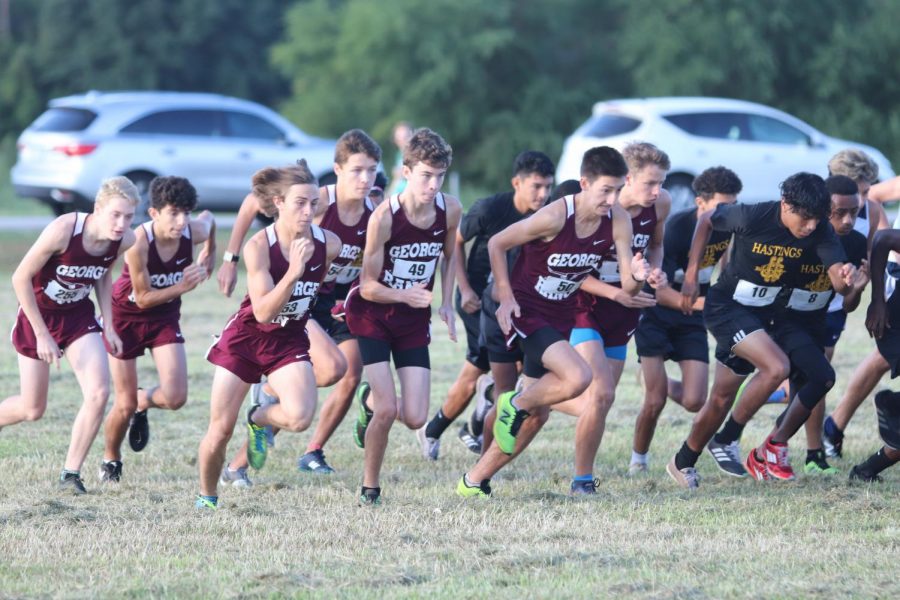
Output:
238,151,252,159
163,147,176,156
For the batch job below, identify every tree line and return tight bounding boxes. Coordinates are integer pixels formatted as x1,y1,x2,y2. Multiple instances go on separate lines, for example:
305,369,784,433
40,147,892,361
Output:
3,0,899,189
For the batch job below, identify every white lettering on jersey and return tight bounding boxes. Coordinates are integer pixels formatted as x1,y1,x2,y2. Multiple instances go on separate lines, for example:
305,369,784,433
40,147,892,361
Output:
55,264,108,279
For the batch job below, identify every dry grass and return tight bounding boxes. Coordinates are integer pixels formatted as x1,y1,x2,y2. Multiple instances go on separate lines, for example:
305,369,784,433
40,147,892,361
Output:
0,230,898,599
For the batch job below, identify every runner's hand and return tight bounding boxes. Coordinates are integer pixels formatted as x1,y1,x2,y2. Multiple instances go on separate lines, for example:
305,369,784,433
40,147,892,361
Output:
105,329,124,357
680,279,699,315
496,296,521,335
217,261,237,297
840,263,857,289
631,252,650,282
197,245,215,277
459,287,482,314
404,282,433,308
180,263,207,292
866,298,888,339
35,331,62,367
647,268,667,289
288,238,315,278
614,290,656,309
439,303,457,342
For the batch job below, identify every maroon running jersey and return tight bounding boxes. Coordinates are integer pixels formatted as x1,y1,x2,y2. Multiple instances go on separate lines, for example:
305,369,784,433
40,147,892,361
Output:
346,193,447,335
234,224,328,336
112,221,193,319
32,212,121,313
574,203,658,339
318,184,374,297
510,195,614,336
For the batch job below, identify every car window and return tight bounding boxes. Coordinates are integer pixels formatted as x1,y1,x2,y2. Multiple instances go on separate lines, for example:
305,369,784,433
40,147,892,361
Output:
31,108,97,132
747,115,811,145
119,110,222,137
664,112,749,141
585,114,641,138
223,111,285,141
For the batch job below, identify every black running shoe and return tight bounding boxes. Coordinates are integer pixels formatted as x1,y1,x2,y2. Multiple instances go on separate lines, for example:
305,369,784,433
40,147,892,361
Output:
128,410,150,452
822,415,844,458
359,486,381,506
457,422,482,454
849,465,882,483
59,471,87,495
570,478,601,495
875,390,900,450
98,460,123,483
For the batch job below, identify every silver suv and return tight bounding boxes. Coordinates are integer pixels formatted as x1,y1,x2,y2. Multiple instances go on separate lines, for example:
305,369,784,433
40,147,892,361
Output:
12,91,337,214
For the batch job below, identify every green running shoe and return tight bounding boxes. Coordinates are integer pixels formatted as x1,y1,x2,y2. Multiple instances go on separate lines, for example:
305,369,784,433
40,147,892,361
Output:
493,391,528,455
195,495,218,510
456,475,491,499
359,486,381,506
804,451,839,475
246,410,269,470
353,381,373,449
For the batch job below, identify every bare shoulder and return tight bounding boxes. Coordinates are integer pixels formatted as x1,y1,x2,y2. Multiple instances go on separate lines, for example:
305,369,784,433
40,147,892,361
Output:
40,213,78,252
656,188,672,220
442,194,463,226
118,227,137,254
323,229,342,260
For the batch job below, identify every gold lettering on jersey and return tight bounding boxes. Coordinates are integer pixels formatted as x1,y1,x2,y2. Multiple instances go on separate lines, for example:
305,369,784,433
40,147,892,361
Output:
751,242,802,259
701,239,730,268
800,264,825,274
806,271,832,292
755,256,785,283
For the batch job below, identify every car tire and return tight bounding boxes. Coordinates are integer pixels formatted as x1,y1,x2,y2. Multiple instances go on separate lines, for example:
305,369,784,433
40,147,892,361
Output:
663,174,695,215
124,171,157,224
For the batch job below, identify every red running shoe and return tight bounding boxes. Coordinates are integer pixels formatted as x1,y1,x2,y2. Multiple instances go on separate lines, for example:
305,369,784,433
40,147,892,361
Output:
762,437,796,481
745,448,770,481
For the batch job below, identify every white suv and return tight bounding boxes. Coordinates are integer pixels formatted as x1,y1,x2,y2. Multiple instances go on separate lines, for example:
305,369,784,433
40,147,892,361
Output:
556,97,895,213
12,91,338,214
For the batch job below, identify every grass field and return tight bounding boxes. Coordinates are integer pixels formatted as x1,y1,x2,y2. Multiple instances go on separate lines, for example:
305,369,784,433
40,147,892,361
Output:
0,227,897,599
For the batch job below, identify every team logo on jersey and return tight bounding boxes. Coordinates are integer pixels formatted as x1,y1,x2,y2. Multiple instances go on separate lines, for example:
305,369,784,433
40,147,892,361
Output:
701,239,730,268
755,256,785,283
806,271,832,292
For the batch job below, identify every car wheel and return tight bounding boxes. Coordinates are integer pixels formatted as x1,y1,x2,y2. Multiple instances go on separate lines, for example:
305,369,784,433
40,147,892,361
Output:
124,171,157,224
663,174,695,215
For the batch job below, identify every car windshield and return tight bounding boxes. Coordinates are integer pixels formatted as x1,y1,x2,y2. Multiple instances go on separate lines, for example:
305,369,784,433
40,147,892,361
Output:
31,108,97,132
584,113,641,138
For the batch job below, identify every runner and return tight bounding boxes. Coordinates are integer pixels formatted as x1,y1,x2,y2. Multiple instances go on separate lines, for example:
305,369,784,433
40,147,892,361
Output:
457,146,651,498
196,161,341,509
100,176,216,483
631,167,741,473
669,172,854,488
553,142,669,492
0,176,138,494
345,128,462,505
417,151,554,460
821,149,893,456
851,228,900,481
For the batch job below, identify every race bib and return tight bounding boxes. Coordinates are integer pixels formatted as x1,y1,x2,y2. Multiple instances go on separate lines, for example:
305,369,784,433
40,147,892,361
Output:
787,288,832,311
598,260,620,283
391,258,436,282
535,275,582,300
325,263,362,285
274,297,312,326
732,279,781,307
44,280,91,305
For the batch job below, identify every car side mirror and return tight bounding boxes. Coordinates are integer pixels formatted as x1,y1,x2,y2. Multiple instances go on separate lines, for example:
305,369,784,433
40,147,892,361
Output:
278,137,297,148
808,135,826,149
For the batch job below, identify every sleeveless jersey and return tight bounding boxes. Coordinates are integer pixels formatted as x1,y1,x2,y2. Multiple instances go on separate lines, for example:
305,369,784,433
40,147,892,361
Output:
33,212,121,313
318,184,374,298
112,221,193,319
234,224,327,336
596,203,657,285
346,193,447,329
511,195,614,328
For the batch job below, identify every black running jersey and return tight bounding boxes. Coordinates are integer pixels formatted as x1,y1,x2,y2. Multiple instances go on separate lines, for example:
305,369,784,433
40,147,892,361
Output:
709,201,845,310
663,208,731,296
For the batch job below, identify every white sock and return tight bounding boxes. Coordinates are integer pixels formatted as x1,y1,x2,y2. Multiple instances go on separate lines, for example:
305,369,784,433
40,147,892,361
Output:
631,450,648,465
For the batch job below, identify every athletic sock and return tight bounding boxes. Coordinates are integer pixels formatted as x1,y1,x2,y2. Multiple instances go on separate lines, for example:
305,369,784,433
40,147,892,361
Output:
675,442,701,470
305,443,322,453
425,409,453,439
60,469,80,479
361,486,381,498
823,415,843,438
462,474,479,488
714,416,746,445
806,448,826,464
573,474,594,482
198,494,218,506
857,448,899,476
631,450,648,465
247,405,260,425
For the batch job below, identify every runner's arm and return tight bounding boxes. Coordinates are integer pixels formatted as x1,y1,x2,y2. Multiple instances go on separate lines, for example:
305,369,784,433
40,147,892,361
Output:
217,193,260,297
190,210,216,277
866,229,900,337
680,210,714,313
438,196,463,341
245,232,301,323
96,228,135,356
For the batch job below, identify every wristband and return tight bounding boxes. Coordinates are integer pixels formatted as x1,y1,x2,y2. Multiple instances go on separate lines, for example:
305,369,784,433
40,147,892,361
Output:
632,273,646,283
223,251,240,263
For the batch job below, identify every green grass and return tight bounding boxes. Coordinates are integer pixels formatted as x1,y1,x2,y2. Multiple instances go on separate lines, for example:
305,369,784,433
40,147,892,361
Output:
0,228,898,598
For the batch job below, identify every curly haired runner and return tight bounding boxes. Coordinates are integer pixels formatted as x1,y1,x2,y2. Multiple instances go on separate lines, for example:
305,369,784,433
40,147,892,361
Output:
0,177,138,494
669,173,857,489
99,176,216,484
